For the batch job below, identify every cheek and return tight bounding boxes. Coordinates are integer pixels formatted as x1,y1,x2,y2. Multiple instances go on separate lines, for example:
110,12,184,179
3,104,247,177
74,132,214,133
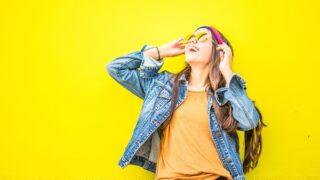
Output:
199,46,213,58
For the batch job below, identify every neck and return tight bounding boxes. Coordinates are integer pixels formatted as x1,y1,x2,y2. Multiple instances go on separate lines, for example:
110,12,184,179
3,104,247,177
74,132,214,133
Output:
188,65,210,88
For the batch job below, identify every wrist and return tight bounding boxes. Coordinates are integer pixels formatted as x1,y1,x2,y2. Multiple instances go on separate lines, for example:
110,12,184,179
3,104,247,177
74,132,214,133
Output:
158,45,169,59
221,68,233,84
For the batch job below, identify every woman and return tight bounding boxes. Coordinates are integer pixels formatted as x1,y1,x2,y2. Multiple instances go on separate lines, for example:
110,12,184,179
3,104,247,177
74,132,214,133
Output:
106,25,267,180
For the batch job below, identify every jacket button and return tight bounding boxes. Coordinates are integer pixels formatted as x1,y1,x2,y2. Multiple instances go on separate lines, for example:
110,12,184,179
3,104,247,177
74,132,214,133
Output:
215,131,222,137
226,156,232,163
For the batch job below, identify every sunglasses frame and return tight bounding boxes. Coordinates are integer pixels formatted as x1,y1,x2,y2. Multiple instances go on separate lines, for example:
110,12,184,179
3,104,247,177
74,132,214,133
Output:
182,32,218,45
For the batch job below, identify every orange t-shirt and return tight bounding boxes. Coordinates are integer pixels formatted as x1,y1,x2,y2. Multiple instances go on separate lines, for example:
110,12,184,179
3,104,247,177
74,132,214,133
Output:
155,89,232,180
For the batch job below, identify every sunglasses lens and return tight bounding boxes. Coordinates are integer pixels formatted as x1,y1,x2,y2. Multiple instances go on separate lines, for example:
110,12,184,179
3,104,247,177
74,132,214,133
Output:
197,32,208,42
183,32,209,44
198,36,207,42
183,34,193,44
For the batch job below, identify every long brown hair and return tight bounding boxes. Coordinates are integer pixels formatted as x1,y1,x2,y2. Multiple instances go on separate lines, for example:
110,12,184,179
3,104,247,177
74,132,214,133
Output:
159,26,267,174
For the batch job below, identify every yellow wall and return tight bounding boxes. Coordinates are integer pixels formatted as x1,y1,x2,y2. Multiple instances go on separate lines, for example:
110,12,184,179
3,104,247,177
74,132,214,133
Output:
1,0,319,179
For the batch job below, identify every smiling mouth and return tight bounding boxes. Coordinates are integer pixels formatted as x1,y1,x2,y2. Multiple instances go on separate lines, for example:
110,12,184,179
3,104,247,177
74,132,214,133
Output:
187,46,198,52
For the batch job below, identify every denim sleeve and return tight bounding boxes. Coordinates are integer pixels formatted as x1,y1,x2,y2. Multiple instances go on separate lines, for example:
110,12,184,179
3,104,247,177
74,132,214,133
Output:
214,73,260,131
106,44,164,99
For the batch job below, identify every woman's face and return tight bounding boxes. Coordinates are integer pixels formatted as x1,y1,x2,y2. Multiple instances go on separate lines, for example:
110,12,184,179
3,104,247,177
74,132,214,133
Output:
185,28,214,66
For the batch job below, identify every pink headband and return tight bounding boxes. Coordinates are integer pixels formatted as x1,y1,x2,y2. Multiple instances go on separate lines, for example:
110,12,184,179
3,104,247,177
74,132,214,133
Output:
195,25,223,45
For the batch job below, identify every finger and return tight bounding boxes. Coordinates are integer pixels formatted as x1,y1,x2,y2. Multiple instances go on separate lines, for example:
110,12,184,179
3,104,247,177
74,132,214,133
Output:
219,43,227,49
216,46,223,51
217,47,225,55
220,42,228,47
216,45,228,52
220,51,225,58
222,42,231,50
178,38,185,43
175,38,182,43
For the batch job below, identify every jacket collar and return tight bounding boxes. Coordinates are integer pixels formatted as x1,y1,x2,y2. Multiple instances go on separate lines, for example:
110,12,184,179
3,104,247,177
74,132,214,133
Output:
178,73,187,84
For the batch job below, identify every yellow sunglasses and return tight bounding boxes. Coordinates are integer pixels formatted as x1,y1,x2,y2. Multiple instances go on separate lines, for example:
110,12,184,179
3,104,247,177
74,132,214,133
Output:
182,32,218,45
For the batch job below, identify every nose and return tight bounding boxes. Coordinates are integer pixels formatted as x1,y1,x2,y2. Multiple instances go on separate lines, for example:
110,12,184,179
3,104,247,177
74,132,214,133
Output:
188,37,197,44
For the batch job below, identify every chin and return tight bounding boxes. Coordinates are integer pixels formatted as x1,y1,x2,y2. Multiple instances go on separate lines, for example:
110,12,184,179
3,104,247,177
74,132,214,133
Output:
185,56,200,64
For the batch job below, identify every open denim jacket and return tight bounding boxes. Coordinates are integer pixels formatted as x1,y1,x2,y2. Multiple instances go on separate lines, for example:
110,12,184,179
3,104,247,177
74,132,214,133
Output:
106,44,260,180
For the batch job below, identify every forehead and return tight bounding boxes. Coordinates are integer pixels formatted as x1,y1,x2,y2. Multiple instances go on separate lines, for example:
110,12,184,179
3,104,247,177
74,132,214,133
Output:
193,28,212,38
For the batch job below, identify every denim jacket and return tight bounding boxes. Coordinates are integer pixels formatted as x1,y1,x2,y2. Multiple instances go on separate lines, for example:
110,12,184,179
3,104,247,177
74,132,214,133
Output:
106,44,260,180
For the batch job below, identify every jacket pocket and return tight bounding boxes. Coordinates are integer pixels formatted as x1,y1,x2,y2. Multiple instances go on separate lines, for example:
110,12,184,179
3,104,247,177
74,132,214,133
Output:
153,86,172,111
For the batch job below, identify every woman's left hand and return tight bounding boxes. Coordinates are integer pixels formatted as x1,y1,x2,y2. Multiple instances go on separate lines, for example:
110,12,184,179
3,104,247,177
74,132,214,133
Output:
216,42,233,73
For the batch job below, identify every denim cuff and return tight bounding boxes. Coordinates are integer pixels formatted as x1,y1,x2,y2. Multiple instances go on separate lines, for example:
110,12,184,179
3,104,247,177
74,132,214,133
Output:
139,44,164,78
214,73,247,106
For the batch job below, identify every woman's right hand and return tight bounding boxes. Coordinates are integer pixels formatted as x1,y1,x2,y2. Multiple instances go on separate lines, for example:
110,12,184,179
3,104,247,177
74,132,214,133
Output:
159,37,186,58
